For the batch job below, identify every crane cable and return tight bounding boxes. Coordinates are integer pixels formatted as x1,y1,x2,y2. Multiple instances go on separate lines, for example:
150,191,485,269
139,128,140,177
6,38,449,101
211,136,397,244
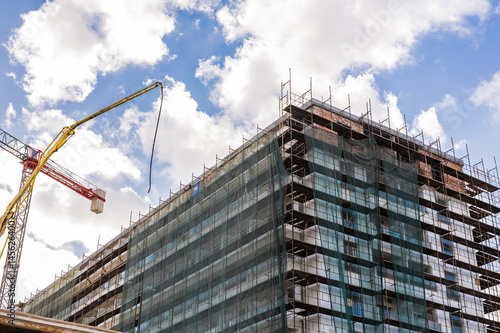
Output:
0,83,163,258
148,85,164,193
0,82,163,258
0,82,163,261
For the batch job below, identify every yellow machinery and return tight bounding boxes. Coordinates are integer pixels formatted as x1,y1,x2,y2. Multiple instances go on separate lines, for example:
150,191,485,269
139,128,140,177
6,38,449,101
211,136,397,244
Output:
0,81,163,236
0,81,162,309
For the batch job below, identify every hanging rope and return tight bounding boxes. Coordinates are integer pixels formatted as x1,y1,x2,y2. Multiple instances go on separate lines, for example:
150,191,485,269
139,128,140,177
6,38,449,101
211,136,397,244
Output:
148,85,164,193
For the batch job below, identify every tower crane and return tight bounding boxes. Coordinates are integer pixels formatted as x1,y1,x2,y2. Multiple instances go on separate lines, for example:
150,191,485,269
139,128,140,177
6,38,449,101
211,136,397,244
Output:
0,128,106,309
0,81,163,311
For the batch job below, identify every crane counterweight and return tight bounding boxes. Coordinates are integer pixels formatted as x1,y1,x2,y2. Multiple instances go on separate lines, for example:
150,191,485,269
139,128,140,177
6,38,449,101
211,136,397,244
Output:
90,189,106,214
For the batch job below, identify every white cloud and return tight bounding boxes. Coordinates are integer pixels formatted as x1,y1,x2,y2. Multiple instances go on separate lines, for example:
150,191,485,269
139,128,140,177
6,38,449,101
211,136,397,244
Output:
0,152,19,203
410,106,447,145
195,56,222,85
330,74,406,129
197,0,490,129
20,106,142,184
22,107,73,135
198,39,283,127
168,0,221,13
58,128,142,183
4,0,224,107
437,94,458,110
119,105,147,135
470,71,500,120
135,75,247,190
16,235,81,303
3,103,16,128
434,93,474,131
5,0,176,106
27,181,148,246
216,0,489,69
454,139,467,150
14,179,151,301
25,232,89,259
6,72,16,81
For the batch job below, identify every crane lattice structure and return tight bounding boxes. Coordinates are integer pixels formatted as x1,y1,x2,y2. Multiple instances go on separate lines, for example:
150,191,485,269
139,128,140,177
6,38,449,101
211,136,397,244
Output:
0,128,105,309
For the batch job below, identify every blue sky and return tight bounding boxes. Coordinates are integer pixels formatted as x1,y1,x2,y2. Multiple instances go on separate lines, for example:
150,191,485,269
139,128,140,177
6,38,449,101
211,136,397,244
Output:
0,0,500,302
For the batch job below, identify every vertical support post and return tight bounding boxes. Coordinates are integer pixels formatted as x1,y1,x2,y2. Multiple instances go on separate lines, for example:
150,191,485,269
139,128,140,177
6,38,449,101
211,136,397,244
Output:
0,165,34,309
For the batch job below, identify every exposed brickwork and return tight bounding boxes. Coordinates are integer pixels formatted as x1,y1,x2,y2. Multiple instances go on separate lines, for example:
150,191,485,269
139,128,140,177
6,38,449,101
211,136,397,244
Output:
418,161,433,179
417,148,468,195
310,106,364,134
311,105,470,197
443,159,463,172
444,173,467,195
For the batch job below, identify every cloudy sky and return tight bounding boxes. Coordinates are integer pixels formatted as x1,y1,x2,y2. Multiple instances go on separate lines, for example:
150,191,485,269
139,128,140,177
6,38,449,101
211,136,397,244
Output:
1,0,500,302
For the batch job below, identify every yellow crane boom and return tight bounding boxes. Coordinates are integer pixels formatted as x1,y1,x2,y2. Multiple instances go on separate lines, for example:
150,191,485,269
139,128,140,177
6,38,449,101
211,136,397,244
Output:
0,82,163,237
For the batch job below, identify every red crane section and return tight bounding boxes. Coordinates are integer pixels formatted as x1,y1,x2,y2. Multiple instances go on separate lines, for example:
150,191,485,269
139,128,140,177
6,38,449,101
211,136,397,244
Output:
0,129,106,212
24,152,106,204
0,128,106,309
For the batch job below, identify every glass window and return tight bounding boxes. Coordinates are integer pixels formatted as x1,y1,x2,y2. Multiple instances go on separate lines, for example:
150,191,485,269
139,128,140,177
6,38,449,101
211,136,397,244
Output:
436,196,447,206
441,238,453,255
450,314,462,333
346,262,359,273
438,213,450,224
342,207,356,229
380,217,390,234
345,240,357,257
350,291,362,316
379,190,387,200
445,271,460,301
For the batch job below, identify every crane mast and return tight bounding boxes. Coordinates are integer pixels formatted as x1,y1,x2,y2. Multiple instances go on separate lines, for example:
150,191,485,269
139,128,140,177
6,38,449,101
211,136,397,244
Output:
0,165,32,310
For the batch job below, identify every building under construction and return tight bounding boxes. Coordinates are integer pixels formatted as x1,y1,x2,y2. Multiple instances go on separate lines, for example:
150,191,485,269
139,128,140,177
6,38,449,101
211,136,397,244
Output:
18,81,500,332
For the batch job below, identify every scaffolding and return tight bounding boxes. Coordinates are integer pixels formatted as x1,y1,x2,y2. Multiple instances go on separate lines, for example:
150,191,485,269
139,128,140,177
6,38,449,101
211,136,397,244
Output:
118,127,289,332
279,74,500,332
19,77,500,333
21,225,131,331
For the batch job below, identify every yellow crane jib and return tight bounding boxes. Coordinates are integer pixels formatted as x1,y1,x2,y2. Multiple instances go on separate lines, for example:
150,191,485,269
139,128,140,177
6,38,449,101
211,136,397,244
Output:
0,81,163,238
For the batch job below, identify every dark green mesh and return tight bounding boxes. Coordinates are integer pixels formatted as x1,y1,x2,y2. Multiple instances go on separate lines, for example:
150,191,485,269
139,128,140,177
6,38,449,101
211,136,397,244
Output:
381,147,427,331
304,125,427,332
23,269,76,321
119,133,289,333
305,125,383,332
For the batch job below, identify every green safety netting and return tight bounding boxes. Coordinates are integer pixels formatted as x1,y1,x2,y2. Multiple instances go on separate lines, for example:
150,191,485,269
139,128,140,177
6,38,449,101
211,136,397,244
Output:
23,268,77,321
381,147,427,331
119,133,289,333
23,116,429,333
304,125,384,333
304,124,427,332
